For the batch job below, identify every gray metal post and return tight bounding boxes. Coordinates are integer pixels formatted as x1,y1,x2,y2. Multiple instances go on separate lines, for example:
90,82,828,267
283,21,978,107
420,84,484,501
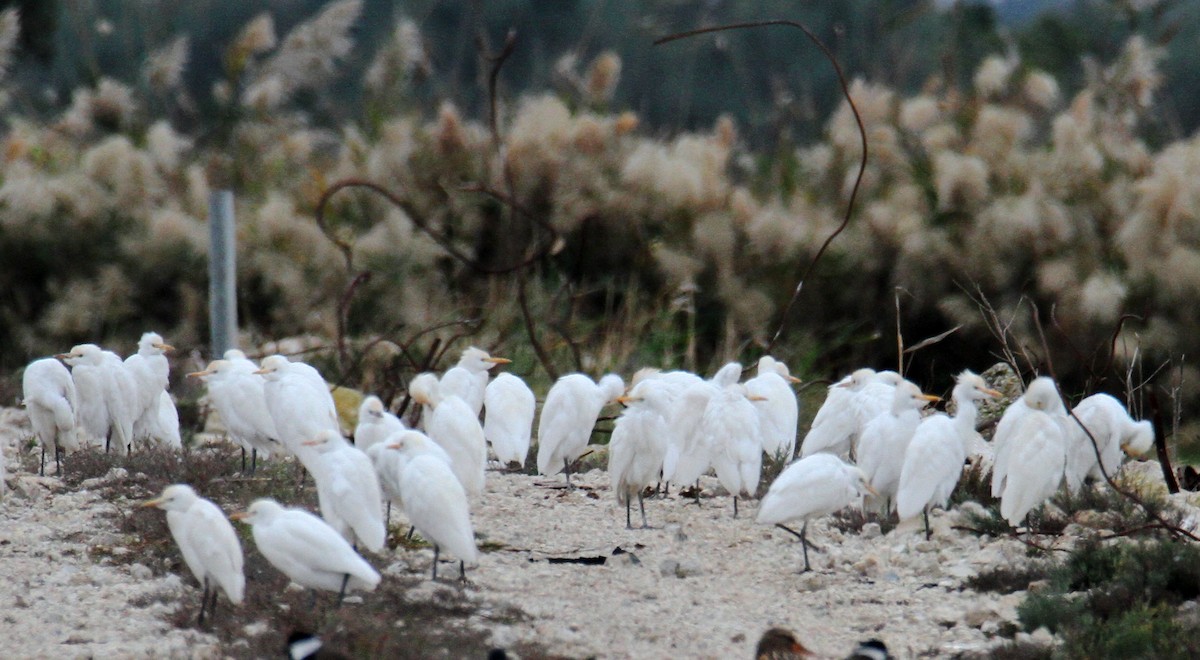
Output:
208,189,237,357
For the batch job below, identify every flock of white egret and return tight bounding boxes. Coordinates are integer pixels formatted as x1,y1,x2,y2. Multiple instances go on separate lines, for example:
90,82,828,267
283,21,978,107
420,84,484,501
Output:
15,336,1157,625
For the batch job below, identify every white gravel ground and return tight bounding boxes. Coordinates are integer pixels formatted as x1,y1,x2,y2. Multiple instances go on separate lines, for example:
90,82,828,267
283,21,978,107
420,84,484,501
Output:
3,402,1186,659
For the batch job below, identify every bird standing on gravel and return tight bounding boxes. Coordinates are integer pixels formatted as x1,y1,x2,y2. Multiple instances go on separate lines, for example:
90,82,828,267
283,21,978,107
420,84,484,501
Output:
856,381,940,512
22,357,80,475
661,362,742,494
304,429,386,553
59,344,138,454
1000,379,1070,526
608,379,672,528
706,380,765,518
232,498,380,603
124,332,176,448
483,372,536,468
142,484,244,626
188,358,280,474
537,372,626,486
896,370,999,538
387,433,478,580
757,453,875,572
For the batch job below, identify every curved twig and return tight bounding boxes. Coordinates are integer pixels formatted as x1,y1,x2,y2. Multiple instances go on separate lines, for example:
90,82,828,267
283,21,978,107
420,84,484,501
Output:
656,20,868,353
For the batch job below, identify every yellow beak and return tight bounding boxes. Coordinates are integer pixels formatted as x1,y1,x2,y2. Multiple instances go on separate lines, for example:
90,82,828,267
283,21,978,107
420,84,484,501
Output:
187,369,214,378
140,498,164,508
785,375,802,384
485,357,512,365
920,394,942,402
155,343,175,352
982,388,1002,398
747,394,768,402
229,511,249,521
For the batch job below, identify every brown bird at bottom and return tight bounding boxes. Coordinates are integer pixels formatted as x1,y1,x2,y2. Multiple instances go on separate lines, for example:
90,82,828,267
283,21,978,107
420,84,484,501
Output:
755,627,813,659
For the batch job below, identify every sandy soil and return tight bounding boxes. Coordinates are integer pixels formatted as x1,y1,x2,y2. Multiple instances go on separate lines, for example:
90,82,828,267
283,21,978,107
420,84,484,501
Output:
0,403,1069,659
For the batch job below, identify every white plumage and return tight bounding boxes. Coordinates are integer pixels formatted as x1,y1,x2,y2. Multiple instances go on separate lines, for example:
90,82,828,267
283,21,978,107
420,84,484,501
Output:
304,429,386,553
1000,380,1069,526
124,332,173,446
143,484,244,624
706,382,764,517
800,367,883,459
1070,393,1155,485
607,379,672,528
59,344,138,454
856,381,939,511
661,362,742,487
367,429,451,523
483,372,536,467
23,357,80,473
409,375,487,498
388,433,478,579
233,498,380,596
757,453,874,572
354,395,405,452
745,356,801,460
257,354,340,475
133,390,182,449
536,373,625,483
189,358,281,468
438,346,510,417
896,370,999,536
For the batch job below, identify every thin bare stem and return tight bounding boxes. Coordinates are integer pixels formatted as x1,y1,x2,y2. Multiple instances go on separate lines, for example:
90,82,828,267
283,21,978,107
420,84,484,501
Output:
655,20,868,353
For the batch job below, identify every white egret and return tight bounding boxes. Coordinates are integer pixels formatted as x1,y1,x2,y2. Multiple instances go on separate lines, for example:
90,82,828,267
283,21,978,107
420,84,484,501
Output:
745,356,801,460
407,372,439,430
22,357,80,474
896,370,999,538
142,484,244,625
303,430,386,553
856,382,940,512
366,429,451,526
409,375,487,498
607,379,672,528
800,368,879,459
133,390,182,449
188,358,281,473
387,433,478,580
1071,393,1154,483
124,332,173,442
990,379,1039,499
59,344,138,454
706,381,765,517
231,498,380,602
1000,380,1069,526
438,346,511,417
536,372,625,485
661,362,743,495
353,395,404,452
757,453,874,572
257,354,340,476
483,372,536,468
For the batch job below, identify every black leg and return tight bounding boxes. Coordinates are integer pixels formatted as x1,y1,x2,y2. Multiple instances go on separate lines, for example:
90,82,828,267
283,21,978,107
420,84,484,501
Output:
251,449,258,475
386,501,392,528
240,447,246,474
406,526,415,540
209,588,219,622
563,458,572,488
55,446,62,475
39,445,45,476
198,577,209,626
625,493,632,530
800,520,811,572
733,495,739,518
337,573,350,605
459,560,466,582
923,508,931,541
638,490,648,528
432,545,440,580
